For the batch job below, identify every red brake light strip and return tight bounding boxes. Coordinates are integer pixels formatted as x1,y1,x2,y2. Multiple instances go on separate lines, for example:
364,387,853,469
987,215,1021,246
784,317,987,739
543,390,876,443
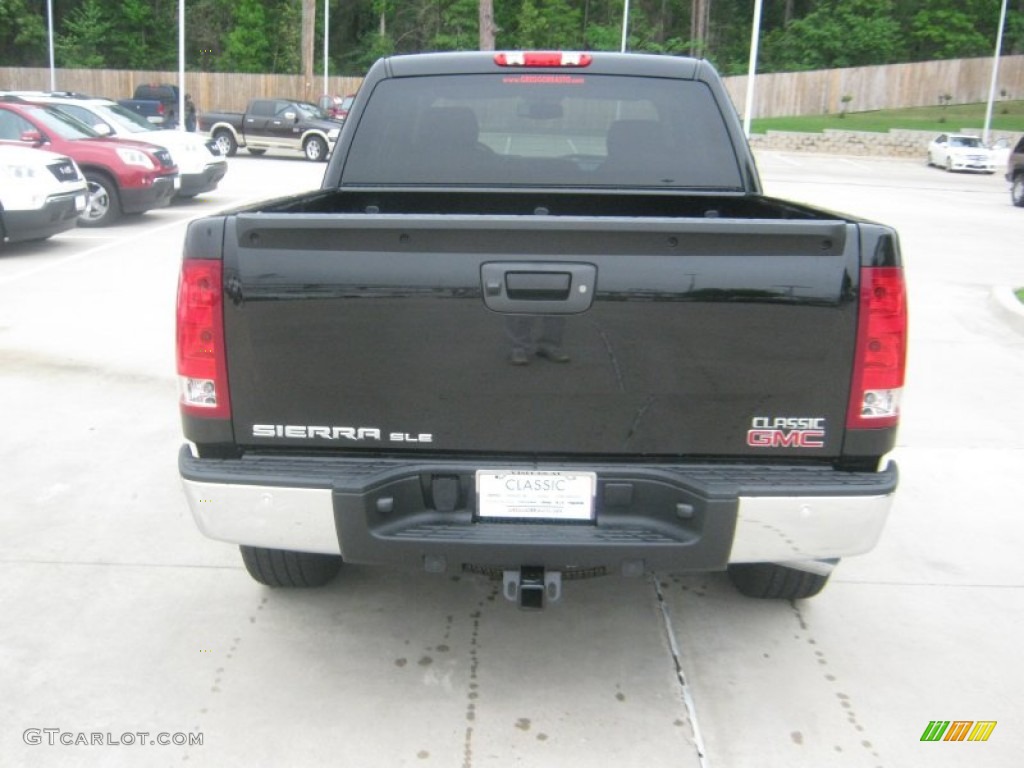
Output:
495,52,593,68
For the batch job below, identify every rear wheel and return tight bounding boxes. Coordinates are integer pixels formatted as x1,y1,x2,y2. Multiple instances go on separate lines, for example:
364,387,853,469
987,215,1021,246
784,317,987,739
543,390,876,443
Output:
727,560,837,600
213,129,237,157
1012,175,1024,207
80,172,121,227
239,546,342,587
303,135,328,162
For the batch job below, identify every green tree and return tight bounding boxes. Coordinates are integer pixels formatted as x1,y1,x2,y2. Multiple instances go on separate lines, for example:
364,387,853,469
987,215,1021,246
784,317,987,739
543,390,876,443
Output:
220,0,272,71
1,0,1023,79
761,0,902,71
908,5,991,61
56,0,110,68
188,0,233,71
431,0,479,51
269,0,302,73
508,0,583,49
104,0,175,69
0,0,47,67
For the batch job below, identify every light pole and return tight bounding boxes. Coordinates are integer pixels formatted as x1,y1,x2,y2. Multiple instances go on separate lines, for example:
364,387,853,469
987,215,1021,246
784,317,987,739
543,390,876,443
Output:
620,0,630,53
323,0,330,97
743,0,764,138
47,0,55,89
178,0,185,131
983,0,1008,144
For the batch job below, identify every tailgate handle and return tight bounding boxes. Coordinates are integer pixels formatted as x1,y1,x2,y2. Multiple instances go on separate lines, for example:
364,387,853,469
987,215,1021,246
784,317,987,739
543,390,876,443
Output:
506,272,570,300
481,262,596,314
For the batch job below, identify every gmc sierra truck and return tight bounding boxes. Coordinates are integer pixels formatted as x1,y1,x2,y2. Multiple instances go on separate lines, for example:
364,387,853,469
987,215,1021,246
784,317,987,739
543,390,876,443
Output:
176,52,907,607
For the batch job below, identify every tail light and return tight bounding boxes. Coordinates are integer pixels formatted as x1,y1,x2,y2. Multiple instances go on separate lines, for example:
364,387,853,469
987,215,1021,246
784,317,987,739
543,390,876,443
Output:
176,259,231,419
494,52,592,68
847,267,907,430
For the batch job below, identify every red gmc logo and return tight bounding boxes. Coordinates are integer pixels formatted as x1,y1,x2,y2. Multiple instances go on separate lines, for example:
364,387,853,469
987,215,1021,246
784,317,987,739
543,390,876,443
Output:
746,429,825,448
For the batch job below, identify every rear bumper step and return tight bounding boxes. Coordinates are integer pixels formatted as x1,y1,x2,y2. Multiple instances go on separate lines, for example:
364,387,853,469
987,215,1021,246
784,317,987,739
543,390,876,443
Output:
179,446,896,572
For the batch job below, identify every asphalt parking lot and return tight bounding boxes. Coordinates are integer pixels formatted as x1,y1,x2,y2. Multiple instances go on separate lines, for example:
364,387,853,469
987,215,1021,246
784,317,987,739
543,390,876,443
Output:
1,150,1021,768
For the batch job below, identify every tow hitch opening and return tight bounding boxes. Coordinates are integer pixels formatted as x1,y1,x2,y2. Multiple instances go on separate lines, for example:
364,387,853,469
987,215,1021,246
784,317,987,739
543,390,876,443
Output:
503,566,562,609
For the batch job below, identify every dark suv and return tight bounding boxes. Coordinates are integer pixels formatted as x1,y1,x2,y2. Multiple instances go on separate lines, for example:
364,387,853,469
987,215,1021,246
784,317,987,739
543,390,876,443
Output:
1008,135,1024,207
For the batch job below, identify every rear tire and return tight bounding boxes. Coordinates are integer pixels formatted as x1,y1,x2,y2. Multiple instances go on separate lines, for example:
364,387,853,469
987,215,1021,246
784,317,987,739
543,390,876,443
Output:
1012,175,1024,207
727,560,836,600
213,129,238,157
239,546,342,587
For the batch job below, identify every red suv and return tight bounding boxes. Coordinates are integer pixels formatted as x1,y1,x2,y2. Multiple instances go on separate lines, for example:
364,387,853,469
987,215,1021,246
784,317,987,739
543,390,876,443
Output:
317,94,355,121
0,96,179,226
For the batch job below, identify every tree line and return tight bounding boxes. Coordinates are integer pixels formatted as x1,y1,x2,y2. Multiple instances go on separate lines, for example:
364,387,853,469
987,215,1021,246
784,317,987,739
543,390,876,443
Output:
2,0,1022,79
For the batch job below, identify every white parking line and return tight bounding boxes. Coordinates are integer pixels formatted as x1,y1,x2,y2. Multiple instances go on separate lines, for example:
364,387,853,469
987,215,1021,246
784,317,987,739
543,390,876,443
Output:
53,233,120,241
0,216,190,287
838,158,870,169
754,151,804,167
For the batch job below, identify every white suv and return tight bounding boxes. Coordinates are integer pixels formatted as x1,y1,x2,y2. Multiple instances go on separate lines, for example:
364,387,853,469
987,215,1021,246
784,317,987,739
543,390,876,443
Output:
0,144,88,246
19,92,228,199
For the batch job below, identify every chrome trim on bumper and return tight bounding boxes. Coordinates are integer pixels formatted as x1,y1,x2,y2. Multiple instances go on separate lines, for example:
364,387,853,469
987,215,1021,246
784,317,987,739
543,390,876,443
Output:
182,478,892,565
181,479,340,555
728,493,893,564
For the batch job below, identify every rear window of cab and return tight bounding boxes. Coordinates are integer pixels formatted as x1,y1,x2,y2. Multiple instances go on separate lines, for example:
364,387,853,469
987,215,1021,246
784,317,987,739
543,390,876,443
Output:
341,74,743,190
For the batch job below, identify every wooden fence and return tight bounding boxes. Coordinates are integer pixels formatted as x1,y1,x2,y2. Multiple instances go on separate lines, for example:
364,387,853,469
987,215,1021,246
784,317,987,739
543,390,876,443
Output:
0,68,363,115
722,55,1024,119
1,55,1021,119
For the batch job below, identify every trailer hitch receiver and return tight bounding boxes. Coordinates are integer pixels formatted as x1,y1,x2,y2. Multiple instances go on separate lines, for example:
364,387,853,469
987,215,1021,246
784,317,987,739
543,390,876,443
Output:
503,566,562,609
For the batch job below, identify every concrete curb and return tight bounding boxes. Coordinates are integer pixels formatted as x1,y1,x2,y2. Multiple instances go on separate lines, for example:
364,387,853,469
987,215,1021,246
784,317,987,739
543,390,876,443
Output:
990,286,1024,336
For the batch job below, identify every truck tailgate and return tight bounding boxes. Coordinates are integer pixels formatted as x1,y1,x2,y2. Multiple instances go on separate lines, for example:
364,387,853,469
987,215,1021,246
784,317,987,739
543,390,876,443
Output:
222,210,858,458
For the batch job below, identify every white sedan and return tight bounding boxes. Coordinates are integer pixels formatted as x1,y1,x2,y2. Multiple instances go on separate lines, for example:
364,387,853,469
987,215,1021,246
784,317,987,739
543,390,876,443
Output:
927,133,997,173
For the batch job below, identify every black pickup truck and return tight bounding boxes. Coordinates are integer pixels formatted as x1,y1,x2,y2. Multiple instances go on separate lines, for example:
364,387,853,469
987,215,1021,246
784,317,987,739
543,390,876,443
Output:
198,98,341,161
176,52,907,607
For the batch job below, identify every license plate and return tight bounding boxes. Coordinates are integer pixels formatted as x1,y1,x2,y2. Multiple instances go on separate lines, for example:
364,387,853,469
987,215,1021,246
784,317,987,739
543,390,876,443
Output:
173,176,181,189
476,470,596,521
74,193,86,211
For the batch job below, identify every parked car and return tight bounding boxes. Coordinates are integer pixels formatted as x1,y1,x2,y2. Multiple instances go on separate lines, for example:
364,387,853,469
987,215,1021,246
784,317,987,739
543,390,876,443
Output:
317,94,355,121
19,92,227,199
0,96,179,226
0,144,88,246
118,83,181,127
1007,135,1024,207
926,133,997,173
989,137,1012,168
198,98,340,161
